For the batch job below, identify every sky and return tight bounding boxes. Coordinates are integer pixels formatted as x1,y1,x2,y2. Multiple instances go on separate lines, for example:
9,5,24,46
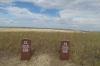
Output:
0,0,100,31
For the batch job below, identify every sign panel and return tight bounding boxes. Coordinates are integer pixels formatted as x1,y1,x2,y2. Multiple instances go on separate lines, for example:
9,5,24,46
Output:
21,38,31,60
60,40,70,60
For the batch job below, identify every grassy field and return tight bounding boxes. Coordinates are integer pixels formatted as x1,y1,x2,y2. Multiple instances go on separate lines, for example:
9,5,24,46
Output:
0,28,100,66
0,28,83,33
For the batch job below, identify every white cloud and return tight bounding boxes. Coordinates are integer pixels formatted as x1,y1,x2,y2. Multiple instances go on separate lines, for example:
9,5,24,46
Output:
16,0,100,10
72,18,100,24
2,6,58,27
57,7,100,25
59,9,81,19
0,18,13,24
21,0,100,27
6,6,50,20
31,0,67,9
0,0,13,3
1,0,100,10
31,20,48,25
0,0,14,6
0,0,100,31
18,0,74,9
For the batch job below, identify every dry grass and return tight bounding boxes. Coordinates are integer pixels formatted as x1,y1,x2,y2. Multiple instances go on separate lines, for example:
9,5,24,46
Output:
0,28,82,33
0,28,100,66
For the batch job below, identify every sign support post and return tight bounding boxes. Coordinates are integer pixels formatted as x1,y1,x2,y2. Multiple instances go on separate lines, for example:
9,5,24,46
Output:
60,40,70,60
21,38,31,60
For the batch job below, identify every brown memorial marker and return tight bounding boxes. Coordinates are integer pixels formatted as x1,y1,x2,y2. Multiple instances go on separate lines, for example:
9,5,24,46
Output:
21,38,31,60
60,40,70,60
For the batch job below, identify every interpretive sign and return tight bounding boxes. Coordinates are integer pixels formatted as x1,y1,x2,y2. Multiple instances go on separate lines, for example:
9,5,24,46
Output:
60,40,70,60
21,38,31,60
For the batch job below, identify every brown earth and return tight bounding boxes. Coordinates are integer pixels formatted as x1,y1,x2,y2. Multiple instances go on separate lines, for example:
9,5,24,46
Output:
0,53,81,66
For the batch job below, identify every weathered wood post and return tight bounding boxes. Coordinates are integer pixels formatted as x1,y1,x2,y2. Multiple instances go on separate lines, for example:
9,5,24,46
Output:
60,40,70,60
21,38,31,60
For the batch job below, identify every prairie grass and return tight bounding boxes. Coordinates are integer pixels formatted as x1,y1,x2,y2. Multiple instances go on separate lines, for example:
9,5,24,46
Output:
0,31,100,66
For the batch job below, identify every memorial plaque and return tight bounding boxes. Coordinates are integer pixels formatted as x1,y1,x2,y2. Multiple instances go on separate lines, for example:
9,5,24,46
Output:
60,40,70,60
21,38,31,60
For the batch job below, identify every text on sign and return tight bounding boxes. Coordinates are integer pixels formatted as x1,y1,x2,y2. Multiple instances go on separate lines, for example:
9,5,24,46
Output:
62,42,68,53
22,41,29,52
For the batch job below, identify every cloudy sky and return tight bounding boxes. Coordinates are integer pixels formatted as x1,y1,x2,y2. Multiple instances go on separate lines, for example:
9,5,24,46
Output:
0,0,100,31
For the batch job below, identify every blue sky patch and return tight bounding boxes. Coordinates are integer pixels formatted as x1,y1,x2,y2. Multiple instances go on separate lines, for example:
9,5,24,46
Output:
13,1,59,17
0,0,100,31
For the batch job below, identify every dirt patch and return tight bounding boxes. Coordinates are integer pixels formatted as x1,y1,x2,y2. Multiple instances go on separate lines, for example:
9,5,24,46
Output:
0,54,81,66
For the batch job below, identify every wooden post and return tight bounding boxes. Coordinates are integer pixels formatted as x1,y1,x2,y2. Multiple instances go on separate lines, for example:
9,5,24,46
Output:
21,38,31,60
60,40,70,60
